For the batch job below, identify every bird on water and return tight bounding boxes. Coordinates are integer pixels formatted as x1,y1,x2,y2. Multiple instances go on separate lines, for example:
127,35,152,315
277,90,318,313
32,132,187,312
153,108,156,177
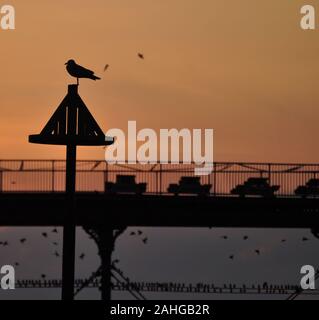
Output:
65,59,101,85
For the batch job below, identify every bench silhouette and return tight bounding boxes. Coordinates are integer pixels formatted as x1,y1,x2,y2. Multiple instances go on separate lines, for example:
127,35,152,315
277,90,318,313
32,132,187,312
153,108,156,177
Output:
231,177,279,197
168,177,211,196
295,178,319,198
105,175,146,195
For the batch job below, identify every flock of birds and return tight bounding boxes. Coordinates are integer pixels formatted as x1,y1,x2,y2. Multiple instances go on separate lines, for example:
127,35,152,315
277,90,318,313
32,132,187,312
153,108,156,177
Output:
0,227,149,279
65,52,145,84
0,228,87,279
129,229,148,244
220,234,311,260
0,228,313,279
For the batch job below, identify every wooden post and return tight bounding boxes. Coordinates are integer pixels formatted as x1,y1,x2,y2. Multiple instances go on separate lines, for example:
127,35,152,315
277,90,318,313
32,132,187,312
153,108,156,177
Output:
62,85,78,300
61,144,77,300
29,83,114,301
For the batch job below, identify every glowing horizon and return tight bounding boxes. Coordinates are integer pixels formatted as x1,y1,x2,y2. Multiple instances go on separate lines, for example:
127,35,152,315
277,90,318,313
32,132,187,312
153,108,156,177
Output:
0,0,318,164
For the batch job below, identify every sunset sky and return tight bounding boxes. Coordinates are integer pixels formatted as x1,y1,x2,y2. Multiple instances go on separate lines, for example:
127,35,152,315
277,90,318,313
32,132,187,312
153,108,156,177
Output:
0,1,319,301
0,0,318,162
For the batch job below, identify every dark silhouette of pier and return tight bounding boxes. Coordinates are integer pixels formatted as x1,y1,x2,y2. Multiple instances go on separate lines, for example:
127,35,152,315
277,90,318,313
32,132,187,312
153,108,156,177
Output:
1,84,314,301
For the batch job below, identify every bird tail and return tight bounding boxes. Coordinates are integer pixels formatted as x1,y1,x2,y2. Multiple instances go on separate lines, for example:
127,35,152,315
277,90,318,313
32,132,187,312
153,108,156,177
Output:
92,75,101,81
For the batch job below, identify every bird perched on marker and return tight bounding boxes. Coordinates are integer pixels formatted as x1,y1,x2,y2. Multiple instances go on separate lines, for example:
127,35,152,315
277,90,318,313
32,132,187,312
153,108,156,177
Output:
65,59,101,85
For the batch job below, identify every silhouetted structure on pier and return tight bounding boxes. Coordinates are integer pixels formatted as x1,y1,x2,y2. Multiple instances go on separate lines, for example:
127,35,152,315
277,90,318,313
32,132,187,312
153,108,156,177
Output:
29,85,113,300
10,84,316,301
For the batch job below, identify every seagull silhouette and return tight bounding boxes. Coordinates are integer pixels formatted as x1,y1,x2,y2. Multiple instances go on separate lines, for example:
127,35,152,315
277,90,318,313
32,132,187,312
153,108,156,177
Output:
221,235,228,240
302,237,309,242
255,249,260,255
52,228,58,234
54,251,60,258
138,53,144,59
243,236,248,240
79,253,85,260
104,64,109,72
142,237,148,244
65,59,101,85
20,238,27,244
42,232,48,238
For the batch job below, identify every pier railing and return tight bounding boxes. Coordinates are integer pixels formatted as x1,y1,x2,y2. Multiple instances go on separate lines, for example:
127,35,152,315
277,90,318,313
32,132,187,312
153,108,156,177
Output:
0,160,319,196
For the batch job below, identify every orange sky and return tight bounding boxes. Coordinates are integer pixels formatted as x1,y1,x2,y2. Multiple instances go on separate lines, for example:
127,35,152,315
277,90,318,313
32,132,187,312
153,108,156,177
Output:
0,0,318,162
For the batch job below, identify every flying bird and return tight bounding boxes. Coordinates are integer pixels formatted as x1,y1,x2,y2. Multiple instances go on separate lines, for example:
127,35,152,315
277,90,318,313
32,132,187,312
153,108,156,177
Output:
20,238,27,244
42,232,48,238
137,53,144,59
255,249,260,255
130,231,136,236
281,239,286,243
243,236,248,240
137,230,143,235
52,242,59,246
221,235,228,240
65,59,101,85
52,228,58,234
54,251,60,258
79,253,85,260
229,255,234,260
41,274,46,279
142,237,148,244
103,64,109,72
3,241,8,246
302,237,309,242
14,262,19,267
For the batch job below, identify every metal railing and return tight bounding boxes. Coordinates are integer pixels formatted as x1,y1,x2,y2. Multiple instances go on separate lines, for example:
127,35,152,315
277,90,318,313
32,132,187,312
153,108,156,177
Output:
0,160,319,196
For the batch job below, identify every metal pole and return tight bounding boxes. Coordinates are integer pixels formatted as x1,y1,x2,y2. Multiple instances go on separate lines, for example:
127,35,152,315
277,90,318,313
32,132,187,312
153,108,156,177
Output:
100,228,113,301
62,144,77,300
62,85,78,300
